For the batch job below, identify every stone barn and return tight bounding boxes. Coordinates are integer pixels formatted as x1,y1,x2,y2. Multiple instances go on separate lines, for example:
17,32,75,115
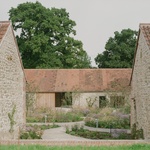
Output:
0,21,26,139
130,23,150,139
25,69,131,109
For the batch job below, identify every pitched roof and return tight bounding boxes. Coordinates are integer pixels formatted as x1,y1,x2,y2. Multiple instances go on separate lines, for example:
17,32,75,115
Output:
25,69,132,92
0,21,10,43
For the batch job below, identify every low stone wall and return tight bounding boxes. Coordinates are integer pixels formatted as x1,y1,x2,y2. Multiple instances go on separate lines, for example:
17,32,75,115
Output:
0,140,149,146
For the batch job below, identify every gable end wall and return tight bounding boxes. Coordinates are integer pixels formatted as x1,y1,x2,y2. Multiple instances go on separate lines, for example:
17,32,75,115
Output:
0,25,26,139
131,31,150,139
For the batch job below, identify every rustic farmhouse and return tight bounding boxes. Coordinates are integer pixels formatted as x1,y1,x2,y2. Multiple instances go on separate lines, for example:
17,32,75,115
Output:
0,21,26,139
130,23,150,139
25,69,131,109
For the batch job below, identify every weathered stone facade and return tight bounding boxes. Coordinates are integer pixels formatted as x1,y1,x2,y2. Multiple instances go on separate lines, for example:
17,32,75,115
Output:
0,22,26,139
131,24,150,139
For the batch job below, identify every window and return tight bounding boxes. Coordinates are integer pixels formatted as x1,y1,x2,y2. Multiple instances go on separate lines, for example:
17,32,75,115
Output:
110,96,125,108
99,96,107,108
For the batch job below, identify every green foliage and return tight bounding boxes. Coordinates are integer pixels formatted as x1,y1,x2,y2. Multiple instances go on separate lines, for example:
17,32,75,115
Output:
85,118,130,129
49,111,83,122
20,125,43,139
109,96,125,108
27,109,83,123
9,1,91,69
8,104,16,133
20,124,59,139
95,28,138,68
84,107,130,129
67,124,132,140
131,123,144,139
62,92,72,106
86,97,97,108
67,124,112,139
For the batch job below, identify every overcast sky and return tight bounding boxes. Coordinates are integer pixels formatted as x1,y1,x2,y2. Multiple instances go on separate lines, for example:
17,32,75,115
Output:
1,0,150,66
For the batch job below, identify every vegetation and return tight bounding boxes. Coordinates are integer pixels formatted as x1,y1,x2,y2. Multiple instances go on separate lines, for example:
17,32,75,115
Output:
131,123,144,139
66,124,132,139
20,124,59,139
95,28,137,68
9,1,91,69
26,109,83,123
84,107,130,129
66,124,112,139
8,104,16,133
1,144,150,150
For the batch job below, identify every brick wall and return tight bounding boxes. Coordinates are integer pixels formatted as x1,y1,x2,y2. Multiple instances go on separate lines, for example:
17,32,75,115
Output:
131,31,150,139
0,25,26,139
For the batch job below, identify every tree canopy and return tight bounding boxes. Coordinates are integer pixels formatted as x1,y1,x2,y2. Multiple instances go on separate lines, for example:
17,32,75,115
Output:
95,29,138,68
9,2,91,68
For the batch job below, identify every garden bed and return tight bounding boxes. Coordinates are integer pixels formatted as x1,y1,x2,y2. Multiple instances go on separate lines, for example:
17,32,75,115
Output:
66,125,132,139
20,124,59,139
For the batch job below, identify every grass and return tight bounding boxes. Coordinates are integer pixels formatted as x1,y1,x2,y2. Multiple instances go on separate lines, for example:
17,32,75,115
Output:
0,144,150,150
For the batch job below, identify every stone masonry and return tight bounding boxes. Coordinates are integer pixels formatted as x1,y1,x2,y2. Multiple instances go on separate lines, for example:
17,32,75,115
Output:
131,24,150,139
0,21,26,139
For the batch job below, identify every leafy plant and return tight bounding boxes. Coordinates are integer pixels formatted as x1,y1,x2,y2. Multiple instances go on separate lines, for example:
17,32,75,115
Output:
8,104,16,133
27,109,83,123
86,97,97,108
9,1,91,69
66,125,112,139
131,123,144,139
20,124,59,139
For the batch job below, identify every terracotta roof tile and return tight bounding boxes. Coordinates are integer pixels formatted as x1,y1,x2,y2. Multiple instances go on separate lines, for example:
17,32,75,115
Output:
25,69,132,93
140,24,150,49
0,21,10,43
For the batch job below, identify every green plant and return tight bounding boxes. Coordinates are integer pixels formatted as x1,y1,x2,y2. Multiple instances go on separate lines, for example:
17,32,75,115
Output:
20,125,43,139
20,124,59,139
131,123,144,139
86,97,97,108
62,92,72,106
8,104,16,133
85,118,130,129
27,109,83,123
67,125,112,139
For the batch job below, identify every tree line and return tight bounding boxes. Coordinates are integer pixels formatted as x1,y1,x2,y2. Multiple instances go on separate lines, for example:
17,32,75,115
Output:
9,1,137,69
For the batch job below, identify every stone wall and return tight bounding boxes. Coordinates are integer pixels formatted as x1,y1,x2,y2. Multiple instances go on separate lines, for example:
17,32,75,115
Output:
72,92,106,108
0,25,26,139
72,91,129,108
131,31,150,139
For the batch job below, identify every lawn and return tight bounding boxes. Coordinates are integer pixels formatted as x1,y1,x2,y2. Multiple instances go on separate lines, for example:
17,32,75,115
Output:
0,144,150,150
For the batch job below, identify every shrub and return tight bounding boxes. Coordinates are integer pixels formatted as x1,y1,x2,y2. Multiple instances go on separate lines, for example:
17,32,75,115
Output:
27,109,83,123
66,125,111,139
85,118,130,129
20,124,59,139
20,125,43,139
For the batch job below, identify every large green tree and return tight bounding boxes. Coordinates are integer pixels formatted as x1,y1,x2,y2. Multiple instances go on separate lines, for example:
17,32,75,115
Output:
95,29,138,68
9,2,91,68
